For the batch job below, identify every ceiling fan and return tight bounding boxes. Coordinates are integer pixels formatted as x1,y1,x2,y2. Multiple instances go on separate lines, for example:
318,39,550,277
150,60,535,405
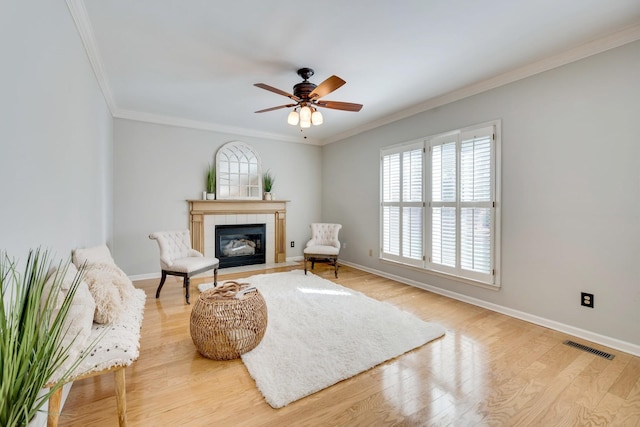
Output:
254,67,363,128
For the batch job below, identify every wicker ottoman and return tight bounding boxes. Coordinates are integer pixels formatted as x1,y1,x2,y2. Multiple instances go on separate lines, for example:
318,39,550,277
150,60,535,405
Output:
190,281,268,360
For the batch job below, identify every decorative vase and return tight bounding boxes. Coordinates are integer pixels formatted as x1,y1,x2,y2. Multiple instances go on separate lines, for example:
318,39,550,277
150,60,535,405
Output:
263,192,273,200
206,193,216,200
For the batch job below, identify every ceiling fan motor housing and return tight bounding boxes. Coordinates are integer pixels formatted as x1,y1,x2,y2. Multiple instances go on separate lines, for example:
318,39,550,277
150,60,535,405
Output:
293,81,317,102
293,67,317,103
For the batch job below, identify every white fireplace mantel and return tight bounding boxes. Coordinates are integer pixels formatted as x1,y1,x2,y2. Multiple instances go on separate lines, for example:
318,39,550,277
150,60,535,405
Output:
188,200,288,263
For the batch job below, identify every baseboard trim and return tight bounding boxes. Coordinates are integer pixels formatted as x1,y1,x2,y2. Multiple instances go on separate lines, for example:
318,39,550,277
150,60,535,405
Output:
128,272,159,281
340,260,640,357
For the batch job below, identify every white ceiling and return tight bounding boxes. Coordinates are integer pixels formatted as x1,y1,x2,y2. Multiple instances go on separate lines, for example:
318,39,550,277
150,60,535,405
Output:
72,0,640,145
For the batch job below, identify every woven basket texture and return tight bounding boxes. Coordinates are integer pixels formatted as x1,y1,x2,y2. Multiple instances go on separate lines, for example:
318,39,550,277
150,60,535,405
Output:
190,281,268,360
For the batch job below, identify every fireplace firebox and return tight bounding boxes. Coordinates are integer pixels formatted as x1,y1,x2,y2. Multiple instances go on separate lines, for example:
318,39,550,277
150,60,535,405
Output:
215,224,266,268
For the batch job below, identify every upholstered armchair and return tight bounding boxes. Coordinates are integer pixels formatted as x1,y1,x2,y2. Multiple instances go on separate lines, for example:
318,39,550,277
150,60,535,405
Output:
149,230,219,304
303,223,342,278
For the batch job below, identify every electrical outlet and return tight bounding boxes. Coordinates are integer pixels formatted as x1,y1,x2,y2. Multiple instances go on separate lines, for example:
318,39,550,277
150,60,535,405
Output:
369,249,373,257
342,242,347,249
581,292,594,308
290,241,294,248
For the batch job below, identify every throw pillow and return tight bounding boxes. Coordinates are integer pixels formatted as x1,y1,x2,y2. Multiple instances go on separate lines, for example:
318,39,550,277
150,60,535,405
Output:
83,262,136,324
72,245,116,268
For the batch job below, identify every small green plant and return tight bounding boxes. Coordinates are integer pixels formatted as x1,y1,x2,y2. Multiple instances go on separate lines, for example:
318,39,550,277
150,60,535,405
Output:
0,249,89,426
263,170,275,193
206,164,216,194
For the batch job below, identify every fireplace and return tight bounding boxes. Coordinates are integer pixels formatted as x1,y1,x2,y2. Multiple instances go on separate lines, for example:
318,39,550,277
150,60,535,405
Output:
188,199,288,264
215,223,266,268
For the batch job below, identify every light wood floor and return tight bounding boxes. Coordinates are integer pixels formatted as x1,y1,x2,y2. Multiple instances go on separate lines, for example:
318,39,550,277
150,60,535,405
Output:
60,264,640,426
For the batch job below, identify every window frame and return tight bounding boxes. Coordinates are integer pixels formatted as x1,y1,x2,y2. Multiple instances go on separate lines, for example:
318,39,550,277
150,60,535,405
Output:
380,120,501,288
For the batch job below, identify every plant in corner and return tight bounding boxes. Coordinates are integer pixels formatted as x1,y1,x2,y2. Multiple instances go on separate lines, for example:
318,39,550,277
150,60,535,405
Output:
0,249,89,427
206,164,216,200
263,170,275,200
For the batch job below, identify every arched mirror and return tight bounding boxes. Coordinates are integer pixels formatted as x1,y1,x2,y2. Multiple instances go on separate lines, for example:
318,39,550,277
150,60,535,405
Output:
216,141,262,199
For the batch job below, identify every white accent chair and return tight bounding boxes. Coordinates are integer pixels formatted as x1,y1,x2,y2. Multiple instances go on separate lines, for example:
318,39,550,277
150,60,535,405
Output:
303,223,342,278
149,230,219,304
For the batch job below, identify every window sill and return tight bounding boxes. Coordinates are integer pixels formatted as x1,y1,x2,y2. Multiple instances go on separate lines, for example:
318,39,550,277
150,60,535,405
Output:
380,258,501,291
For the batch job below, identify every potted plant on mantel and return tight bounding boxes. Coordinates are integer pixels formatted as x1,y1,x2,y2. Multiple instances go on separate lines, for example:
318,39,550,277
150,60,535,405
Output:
263,170,275,200
206,164,216,200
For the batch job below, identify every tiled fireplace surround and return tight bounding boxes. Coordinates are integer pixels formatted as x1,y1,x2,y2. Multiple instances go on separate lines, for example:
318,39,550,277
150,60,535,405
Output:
188,200,287,266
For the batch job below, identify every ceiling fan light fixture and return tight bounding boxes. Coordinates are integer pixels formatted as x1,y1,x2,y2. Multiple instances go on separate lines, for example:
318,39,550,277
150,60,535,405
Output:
300,119,311,128
287,109,299,125
311,109,323,125
299,105,312,122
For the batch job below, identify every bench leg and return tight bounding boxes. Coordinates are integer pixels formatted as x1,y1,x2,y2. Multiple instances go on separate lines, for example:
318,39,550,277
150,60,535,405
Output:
47,386,63,427
213,267,218,286
114,367,127,427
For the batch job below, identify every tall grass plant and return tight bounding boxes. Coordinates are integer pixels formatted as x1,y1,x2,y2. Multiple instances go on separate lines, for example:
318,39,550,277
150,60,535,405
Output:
0,249,87,426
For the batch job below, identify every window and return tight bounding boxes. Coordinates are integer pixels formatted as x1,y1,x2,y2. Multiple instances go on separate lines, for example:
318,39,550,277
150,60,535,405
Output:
380,121,501,286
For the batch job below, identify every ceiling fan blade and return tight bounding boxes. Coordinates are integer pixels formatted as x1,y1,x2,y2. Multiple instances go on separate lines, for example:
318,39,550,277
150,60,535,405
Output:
315,100,363,112
254,83,301,102
309,75,346,100
255,104,296,113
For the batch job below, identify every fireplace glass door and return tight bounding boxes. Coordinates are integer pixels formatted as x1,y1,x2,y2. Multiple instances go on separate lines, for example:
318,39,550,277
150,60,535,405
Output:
215,223,266,268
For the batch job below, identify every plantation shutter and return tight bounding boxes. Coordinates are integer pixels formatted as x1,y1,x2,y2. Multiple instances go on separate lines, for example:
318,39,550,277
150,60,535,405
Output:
382,152,400,256
460,127,494,276
430,135,457,268
428,125,495,283
381,141,424,266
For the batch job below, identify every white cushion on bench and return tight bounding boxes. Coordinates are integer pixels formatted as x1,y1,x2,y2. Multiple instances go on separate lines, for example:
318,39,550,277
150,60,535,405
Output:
74,286,145,377
68,245,146,378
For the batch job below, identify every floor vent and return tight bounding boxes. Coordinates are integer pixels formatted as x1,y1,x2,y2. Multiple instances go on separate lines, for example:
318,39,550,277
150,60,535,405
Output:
563,340,614,360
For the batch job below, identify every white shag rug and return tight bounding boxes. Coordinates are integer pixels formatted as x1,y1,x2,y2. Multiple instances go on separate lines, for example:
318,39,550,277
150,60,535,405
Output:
203,270,445,408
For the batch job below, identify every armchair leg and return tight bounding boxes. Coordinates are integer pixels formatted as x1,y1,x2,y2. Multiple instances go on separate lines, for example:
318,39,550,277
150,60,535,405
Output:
304,256,308,275
155,271,167,298
184,276,191,304
334,257,339,278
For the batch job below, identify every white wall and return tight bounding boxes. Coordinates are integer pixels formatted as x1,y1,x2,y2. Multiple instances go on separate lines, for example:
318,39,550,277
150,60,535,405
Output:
112,119,322,275
0,1,113,259
323,41,640,348
0,3,113,425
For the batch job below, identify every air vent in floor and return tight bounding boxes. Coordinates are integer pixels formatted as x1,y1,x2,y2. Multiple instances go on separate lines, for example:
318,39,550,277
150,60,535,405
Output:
563,340,614,360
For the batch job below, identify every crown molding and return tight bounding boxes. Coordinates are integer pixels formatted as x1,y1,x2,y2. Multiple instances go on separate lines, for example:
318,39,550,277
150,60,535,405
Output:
66,0,117,114
323,23,640,145
114,109,322,145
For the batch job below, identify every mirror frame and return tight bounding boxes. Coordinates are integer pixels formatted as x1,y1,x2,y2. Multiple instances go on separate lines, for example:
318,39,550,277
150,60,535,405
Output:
215,141,263,200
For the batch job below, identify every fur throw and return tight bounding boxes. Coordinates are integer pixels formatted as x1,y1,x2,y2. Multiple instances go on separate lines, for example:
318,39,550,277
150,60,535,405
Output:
43,264,96,382
83,262,136,324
